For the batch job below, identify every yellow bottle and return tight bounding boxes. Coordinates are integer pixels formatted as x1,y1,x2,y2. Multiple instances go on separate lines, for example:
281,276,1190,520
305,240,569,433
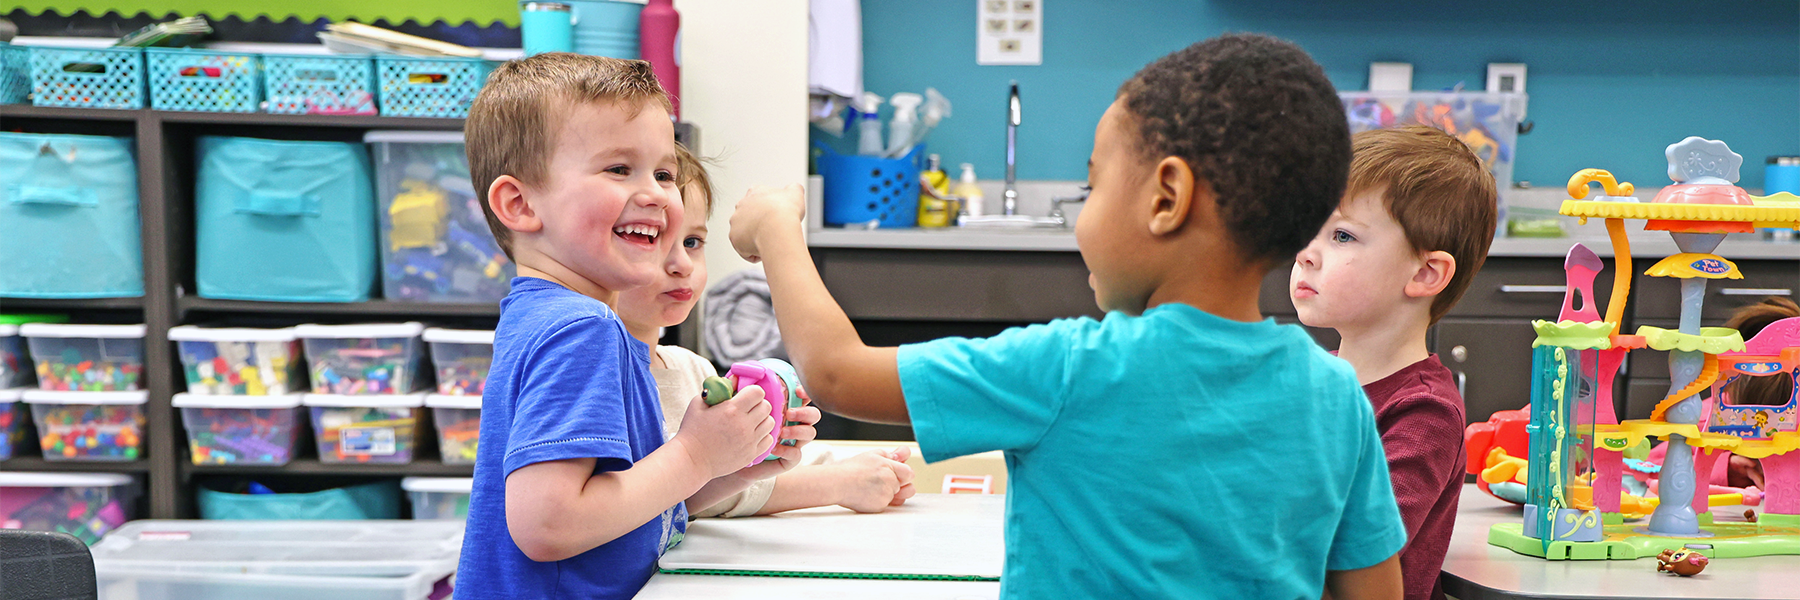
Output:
917,154,954,228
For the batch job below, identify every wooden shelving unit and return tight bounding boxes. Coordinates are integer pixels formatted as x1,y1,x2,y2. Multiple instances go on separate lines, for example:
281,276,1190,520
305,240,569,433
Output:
0,104,696,518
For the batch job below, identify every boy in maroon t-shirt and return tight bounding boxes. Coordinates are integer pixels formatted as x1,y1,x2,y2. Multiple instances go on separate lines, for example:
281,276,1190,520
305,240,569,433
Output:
1289,126,1498,600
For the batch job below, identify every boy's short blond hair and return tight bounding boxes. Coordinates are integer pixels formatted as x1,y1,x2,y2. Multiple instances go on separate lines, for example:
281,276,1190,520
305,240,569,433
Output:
465,52,672,260
674,143,714,219
1349,126,1497,323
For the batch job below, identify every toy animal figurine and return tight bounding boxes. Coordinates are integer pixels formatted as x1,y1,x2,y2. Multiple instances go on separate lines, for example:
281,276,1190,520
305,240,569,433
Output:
1656,548,1709,576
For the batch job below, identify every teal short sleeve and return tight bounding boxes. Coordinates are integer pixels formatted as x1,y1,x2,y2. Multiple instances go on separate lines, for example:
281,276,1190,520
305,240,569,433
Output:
896,320,1080,463
1327,393,1409,571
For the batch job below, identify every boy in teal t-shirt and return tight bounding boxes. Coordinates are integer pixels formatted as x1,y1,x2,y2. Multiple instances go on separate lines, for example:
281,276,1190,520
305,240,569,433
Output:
728,34,1406,598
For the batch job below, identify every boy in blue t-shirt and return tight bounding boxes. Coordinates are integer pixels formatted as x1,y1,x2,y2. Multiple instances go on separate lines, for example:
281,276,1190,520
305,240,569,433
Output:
728,35,1406,598
454,53,822,600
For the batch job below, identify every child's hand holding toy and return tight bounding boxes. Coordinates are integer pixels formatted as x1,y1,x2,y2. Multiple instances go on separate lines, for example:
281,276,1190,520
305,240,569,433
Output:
702,359,822,481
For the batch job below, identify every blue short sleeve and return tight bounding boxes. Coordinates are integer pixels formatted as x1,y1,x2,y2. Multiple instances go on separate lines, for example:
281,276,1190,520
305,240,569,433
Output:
1327,392,1408,571
502,317,640,476
896,319,1082,462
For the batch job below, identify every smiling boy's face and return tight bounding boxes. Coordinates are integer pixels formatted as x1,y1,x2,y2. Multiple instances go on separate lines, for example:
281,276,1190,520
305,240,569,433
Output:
1289,190,1423,329
616,187,709,332
527,100,683,294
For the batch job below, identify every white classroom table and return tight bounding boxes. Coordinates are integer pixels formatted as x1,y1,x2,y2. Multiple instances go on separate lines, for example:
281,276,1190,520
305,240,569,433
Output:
1441,483,1800,600
639,494,1005,599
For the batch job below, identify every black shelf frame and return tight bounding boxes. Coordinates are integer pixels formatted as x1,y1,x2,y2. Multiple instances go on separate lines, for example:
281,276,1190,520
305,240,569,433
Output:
1,104,697,518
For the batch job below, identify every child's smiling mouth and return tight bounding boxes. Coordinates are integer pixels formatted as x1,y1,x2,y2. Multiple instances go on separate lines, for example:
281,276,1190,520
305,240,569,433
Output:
613,223,662,247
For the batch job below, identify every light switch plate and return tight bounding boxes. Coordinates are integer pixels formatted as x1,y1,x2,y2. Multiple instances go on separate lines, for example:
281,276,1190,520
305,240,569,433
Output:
978,0,1042,66
1487,63,1526,93
1369,62,1412,92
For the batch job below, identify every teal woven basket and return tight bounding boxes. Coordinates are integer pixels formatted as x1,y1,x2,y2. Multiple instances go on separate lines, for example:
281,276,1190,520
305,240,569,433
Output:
376,56,494,118
264,54,376,115
146,48,261,113
0,44,27,104
29,46,144,109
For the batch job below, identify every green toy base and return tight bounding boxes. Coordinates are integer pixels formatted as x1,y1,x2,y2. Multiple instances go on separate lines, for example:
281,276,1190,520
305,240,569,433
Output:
1761,513,1800,528
1489,520,1800,560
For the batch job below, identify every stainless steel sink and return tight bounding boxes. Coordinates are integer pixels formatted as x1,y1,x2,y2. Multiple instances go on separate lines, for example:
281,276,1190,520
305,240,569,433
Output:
957,214,1065,229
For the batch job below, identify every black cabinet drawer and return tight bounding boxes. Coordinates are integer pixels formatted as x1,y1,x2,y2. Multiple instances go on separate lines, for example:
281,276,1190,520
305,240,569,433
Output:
1449,257,1620,319
1261,267,1297,316
817,248,1101,321
1633,260,1798,322
1626,378,1673,422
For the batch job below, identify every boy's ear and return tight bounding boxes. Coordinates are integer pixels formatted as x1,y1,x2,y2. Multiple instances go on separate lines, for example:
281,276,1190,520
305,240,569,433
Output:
1405,250,1457,299
1148,156,1210,236
489,175,543,234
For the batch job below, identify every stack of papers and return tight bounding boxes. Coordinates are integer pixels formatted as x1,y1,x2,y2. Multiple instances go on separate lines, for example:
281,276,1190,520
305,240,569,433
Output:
115,16,211,48
317,22,482,58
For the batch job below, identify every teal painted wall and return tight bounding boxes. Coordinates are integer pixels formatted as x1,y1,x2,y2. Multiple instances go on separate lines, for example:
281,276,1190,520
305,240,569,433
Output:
843,0,1799,191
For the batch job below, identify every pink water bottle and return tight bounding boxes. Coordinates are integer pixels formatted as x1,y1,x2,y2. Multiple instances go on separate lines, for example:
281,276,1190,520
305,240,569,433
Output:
639,0,680,117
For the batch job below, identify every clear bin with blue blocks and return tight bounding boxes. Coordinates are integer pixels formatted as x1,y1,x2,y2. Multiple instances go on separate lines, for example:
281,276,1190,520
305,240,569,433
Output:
194,136,377,302
367,131,514,302
0,132,143,298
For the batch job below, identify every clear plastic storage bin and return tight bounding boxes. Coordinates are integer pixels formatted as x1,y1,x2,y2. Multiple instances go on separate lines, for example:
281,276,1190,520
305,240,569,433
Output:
423,327,494,395
367,131,514,303
169,326,307,395
24,390,146,461
304,393,424,464
402,477,472,520
91,519,463,600
295,323,426,395
174,393,303,466
1,314,68,388
21,323,146,391
424,394,480,465
0,388,24,460
0,471,138,544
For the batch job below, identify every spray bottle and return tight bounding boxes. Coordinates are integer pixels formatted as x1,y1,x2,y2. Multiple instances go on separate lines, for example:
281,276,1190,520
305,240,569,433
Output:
855,92,885,156
886,92,922,158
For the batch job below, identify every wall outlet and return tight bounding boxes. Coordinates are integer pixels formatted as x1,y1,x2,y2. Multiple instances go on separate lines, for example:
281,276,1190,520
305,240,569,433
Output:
977,0,1041,66
1487,63,1527,93
1368,62,1412,92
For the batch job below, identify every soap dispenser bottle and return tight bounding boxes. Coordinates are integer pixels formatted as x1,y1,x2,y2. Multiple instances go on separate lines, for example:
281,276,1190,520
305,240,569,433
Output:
855,92,886,156
952,163,984,218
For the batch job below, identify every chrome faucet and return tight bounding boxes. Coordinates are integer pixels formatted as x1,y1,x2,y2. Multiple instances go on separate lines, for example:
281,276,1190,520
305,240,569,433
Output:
1003,81,1020,216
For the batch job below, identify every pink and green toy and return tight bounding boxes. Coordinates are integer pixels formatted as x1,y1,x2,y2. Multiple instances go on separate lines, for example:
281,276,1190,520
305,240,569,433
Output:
1491,137,1800,561
702,358,805,466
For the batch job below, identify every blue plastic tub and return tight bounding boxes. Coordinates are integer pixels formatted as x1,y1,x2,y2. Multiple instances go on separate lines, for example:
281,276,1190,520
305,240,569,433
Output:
0,132,143,298
817,143,923,228
264,54,376,115
0,43,28,104
28,46,144,109
146,48,262,113
376,56,494,118
194,136,377,302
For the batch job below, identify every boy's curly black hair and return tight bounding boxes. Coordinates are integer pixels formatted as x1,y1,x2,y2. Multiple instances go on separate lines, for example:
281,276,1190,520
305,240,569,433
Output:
1119,33,1349,263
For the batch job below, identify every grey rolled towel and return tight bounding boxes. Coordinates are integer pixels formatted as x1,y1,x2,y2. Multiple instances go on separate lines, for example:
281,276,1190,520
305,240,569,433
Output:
704,268,787,365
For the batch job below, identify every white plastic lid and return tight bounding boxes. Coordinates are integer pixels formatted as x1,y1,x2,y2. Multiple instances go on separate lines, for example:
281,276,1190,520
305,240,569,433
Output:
0,324,16,336
425,394,482,410
401,477,473,494
303,393,426,408
23,390,149,405
365,130,465,144
422,328,495,345
0,388,23,402
173,393,303,409
168,326,299,343
0,472,133,488
294,322,425,339
19,323,146,339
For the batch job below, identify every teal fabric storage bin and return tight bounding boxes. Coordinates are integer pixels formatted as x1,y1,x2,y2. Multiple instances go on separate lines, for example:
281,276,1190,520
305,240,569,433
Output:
0,132,143,298
195,136,377,302
196,479,401,520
